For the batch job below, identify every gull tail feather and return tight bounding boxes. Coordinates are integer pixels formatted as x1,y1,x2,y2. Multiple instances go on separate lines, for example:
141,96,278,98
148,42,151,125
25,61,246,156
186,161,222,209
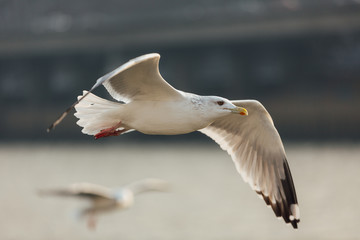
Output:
74,91,124,135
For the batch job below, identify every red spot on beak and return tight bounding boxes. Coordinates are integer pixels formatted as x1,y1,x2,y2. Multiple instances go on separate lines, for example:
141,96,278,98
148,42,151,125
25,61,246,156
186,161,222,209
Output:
240,112,246,115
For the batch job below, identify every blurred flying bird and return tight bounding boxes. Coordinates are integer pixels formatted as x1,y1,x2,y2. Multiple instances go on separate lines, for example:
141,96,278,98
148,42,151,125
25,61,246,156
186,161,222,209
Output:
47,53,300,228
39,178,170,229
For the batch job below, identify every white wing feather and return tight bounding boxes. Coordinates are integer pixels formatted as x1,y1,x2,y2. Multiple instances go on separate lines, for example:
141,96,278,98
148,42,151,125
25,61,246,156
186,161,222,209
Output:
47,53,182,131
199,100,300,228
100,53,182,102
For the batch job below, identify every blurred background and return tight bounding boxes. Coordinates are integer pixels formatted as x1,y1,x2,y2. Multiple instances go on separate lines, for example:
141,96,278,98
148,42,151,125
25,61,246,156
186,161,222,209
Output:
1,0,360,141
1,0,360,239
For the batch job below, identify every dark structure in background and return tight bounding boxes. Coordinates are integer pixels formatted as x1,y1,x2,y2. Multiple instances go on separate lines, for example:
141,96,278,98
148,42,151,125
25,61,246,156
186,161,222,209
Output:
1,0,360,141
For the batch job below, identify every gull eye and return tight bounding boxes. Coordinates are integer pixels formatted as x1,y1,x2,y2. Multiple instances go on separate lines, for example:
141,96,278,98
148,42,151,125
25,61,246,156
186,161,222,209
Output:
216,101,224,106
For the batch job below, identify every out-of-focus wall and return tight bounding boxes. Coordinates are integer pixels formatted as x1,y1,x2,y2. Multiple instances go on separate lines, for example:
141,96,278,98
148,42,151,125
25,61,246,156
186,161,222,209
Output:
1,0,360,141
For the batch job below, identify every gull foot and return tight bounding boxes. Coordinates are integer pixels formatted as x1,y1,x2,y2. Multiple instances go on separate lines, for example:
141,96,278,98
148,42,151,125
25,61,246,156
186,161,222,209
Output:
94,129,123,139
94,122,125,139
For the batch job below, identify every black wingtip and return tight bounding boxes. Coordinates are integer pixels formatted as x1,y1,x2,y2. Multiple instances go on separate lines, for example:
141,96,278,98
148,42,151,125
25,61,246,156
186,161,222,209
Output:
291,219,299,229
46,125,53,133
282,160,300,229
46,87,96,134
256,158,300,229
46,107,72,133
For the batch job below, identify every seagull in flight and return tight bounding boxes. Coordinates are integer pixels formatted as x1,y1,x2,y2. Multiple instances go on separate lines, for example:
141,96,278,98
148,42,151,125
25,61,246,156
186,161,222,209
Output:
48,53,300,228
39,178,170,229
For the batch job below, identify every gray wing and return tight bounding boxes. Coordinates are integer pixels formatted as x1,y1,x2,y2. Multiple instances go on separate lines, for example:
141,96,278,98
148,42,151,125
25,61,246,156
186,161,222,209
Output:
123,178,170,195
199,100,300,228
47,53,181,131
101,53,182,102
39,182,115,201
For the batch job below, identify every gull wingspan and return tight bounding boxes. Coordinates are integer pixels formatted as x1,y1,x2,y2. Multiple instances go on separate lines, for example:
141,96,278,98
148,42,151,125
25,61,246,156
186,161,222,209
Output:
100,53,182,102
199,100,300,228
39,182,115,201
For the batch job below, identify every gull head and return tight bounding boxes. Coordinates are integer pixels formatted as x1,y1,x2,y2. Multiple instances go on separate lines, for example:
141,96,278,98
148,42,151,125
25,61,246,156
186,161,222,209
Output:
113,188,134,208
202,96,248,119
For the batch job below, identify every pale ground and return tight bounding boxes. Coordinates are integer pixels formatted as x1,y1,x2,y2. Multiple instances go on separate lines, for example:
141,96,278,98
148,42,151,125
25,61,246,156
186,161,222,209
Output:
0,142,359,240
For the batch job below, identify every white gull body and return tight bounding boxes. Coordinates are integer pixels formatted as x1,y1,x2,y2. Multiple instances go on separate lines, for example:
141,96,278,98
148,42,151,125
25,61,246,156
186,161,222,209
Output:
76,91,237,135
48,53,300,228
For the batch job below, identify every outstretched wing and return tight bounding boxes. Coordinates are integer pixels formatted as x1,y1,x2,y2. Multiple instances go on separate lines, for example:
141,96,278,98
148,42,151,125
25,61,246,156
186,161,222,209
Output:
47,53,181,131
199,100,300,228
101,53,181,103
124,178,170,195
39,182,114,201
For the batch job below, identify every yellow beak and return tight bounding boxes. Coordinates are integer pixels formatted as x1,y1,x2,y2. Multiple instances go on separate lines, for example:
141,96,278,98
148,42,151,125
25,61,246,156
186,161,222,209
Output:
229,107,248,115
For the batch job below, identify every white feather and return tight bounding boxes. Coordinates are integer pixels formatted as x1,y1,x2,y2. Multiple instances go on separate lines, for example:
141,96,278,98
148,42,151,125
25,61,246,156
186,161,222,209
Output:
74,91,123,135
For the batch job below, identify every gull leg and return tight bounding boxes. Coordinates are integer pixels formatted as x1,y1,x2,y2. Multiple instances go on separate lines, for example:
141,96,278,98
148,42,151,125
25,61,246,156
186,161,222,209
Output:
94,121,127,139
87,211,97,230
